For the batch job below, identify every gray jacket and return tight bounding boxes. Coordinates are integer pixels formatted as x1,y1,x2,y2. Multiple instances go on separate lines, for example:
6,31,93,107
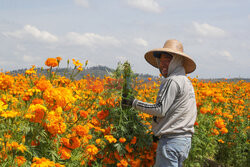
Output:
132,66,197,137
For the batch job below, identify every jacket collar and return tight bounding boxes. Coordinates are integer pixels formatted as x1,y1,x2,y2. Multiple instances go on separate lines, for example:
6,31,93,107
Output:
167,66,185,77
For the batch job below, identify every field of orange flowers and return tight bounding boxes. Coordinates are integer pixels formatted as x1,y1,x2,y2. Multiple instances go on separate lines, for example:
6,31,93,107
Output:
0,58,249,167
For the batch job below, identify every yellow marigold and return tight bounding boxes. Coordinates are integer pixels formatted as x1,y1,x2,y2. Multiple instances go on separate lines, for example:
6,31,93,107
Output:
45,58,58,67
0,100,7,112
86,144,98,155
25,65,36,75
17,144,27,153
31,157,55,167
72,58,83,67
105,135,117,143
1,110,19,118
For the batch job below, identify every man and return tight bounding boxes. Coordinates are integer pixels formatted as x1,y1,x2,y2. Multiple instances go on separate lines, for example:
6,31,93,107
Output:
122,39,197,167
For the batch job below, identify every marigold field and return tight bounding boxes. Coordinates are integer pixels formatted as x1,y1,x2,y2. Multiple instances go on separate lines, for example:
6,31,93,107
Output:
0,58,249,167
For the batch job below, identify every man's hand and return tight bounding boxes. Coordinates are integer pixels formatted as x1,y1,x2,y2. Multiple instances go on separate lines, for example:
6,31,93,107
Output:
121,97,135,108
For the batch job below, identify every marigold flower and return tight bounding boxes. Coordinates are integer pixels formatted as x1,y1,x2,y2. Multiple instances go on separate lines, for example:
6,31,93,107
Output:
86,144,98,155
218,139,224,143
72,59,83,67
79,110,88,118
45,58,58,67
199,107,208,114
58,147,71,160
220,127,228,134
27,104,47,123
72,125,89,137
215,118,226,129
105,135,117,143
1,110,19,118
36,79,52,91
56,57,62,62
17,144,27,153
125,144,133,153
15,156,26,166
61,137,81,149
0,73,14,90
211,128,220,135
194,121,199,126
31,157,55,167
117,159,128,167
97,110,109,120
119,137,126,143
130,136,137,144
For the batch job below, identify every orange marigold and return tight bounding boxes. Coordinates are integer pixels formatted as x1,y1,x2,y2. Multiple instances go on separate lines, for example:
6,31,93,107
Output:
36,79,52,91
211,128,220,135
119,137,126,143
72,125,89,137
45,58,58,67
97,110,109,120
58,147,71,160
130,136,137,145
15,156,26,166
61,137,81,149
215,118,226,129
117,159,128,167
220,127,228,134
86,144,98,155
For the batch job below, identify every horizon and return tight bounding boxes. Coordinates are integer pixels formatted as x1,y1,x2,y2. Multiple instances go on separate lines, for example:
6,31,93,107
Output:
6,64,250,80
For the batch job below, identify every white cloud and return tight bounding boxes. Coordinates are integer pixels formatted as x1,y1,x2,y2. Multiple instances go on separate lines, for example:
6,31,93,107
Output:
3,25,58,43
193,22,226,38
219,50,233,61
74,0,89,7
134,38,148,46
126,0,161,13
22,55,38,63
248,14,250,20
66,32,121,47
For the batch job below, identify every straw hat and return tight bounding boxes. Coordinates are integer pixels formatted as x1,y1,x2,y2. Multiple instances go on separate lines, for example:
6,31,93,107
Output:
144,39,196,74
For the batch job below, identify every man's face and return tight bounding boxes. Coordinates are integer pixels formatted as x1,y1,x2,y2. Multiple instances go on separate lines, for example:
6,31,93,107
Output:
159,53,173,77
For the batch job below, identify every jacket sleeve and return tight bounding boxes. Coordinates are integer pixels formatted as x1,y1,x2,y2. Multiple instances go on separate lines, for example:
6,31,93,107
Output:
132,79,179,117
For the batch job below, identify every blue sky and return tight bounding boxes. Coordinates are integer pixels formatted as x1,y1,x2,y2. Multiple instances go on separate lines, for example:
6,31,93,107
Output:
0,0,249,78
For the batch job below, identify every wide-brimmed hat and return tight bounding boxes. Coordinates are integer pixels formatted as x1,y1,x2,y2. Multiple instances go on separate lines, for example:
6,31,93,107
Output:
144,39,196,74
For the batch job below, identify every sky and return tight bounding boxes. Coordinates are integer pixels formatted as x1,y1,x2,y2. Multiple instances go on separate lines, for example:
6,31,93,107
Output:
0,0,249,79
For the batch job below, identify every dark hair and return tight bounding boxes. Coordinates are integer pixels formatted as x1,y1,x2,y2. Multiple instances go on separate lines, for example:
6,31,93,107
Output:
153,51,173,59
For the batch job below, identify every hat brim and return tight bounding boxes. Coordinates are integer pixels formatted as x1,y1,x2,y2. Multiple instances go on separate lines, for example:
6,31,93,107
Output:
144,48,196,74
